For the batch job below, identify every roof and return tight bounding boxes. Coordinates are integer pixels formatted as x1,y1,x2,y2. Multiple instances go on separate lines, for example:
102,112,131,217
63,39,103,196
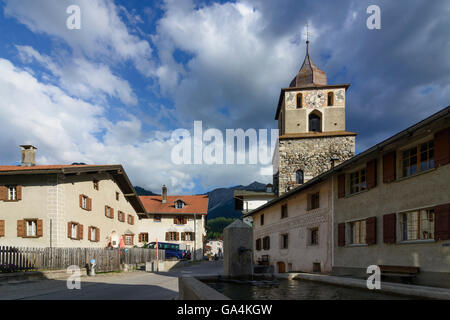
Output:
289,41,327,88
139,195,209,215
246,105,450,217
233,190,275,198
0,164,147,215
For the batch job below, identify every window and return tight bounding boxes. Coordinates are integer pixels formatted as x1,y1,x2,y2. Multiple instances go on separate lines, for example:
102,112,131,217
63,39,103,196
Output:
281,233,289,249
81,195,88,210
69,222,79,240
124,234,134,245
93,180,99,190
310,228,319,245
118,211,125,222
185,232,193,241
127,214,134,225
401,209,434,241
296,170,304,184
116,192,120,201
105,206,114,219
296,93,303,108
349,168,366,194
327,92,334,106
139,232,149,243
308,192,320,210
256,238,261,251
154,214,162,222
175,200,185,209
168,232,178,241
90,227,96,241
309,113,321,132
349,220,366,244
402,141,434,177
8,186,17,201
281,204,288,219
262,236,270,250
260,214,264,226
174,216,186,225
89,226,99,242
26,219,37,237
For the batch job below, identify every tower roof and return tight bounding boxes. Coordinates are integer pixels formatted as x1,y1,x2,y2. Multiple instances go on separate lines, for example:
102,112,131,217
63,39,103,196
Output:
289,41,327,88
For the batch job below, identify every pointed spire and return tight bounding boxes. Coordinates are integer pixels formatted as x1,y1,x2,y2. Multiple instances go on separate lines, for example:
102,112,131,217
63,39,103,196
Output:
289,40,327,88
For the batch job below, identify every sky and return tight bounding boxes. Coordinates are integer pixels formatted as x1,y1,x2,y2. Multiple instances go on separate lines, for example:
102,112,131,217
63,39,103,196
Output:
0,0,449,195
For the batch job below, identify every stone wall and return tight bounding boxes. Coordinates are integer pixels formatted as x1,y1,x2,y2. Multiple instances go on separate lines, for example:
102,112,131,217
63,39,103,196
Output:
277,135,355,195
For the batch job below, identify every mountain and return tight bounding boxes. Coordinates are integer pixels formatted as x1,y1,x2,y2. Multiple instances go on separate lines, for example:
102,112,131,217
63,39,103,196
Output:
134,182,267,220
134,186,158,196
206,181,266,220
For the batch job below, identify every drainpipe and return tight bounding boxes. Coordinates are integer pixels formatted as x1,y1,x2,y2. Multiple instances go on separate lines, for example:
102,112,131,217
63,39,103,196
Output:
331,174,335,269
194,213,197,261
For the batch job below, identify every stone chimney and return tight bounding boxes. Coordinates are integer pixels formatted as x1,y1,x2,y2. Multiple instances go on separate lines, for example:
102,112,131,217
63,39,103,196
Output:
162,185,167,204
20,145,37,167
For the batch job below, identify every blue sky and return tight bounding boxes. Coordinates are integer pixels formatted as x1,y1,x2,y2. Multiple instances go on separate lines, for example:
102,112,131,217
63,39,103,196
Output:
0,0,449,195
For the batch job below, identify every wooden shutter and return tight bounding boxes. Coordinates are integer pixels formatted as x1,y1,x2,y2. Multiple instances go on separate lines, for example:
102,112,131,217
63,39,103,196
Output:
110,208,114,219
0,186,7,201
0,220,5,237
17,220,25,237
37,220,43,237
88,197,92,211
175,232,180,241
181,232,185,241
383,213,397,244
183,217,187,224
165,232,169,241
79,195,83,208
78,224,84,240
192,232,195,240
256,238,261,251
338,174,345,198
96,228,100,242
338,223,345,246
132,216,135,225
138,233,142,242
435,203,450,240
88,227,92,241
16,185,22,201
366,159,377,189
382,151,396,183
105,206,108,217
68,222,72,238
365,217,377,245
435,128,450,167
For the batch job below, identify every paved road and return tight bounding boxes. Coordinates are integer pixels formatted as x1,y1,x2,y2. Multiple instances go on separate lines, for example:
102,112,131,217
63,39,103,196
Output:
0,260,223,300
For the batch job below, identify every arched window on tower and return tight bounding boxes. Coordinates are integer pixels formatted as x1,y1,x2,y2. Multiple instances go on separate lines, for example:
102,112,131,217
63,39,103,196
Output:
327,92,334,106
296,93,303,108
309,112,322,132
296,170,304,184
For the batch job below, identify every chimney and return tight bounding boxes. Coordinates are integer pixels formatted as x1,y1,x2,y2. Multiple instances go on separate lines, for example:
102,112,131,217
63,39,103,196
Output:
162,185,167,203
20,145,37,167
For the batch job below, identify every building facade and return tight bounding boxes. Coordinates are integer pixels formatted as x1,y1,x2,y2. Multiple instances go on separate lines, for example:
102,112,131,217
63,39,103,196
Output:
333,107,450,287
234,184,275,226
273,41,355,195
137,186,208,260
0,146,146,248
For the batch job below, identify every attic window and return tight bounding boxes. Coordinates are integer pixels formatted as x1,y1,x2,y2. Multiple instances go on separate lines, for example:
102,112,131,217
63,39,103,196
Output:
175,200,185,209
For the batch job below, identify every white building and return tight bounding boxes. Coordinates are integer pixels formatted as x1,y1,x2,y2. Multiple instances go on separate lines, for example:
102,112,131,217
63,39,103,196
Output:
206,240,223,257
137,186,209,260
234,184,276,226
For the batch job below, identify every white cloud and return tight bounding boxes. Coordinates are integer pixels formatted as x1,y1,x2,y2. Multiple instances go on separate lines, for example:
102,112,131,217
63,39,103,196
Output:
16,45,137,105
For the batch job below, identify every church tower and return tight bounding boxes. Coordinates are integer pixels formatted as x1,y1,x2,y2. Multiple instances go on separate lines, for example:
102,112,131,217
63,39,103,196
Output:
273,41,356,195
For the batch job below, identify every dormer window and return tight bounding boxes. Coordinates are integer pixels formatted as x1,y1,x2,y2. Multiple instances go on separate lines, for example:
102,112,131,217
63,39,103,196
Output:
175,199,185,209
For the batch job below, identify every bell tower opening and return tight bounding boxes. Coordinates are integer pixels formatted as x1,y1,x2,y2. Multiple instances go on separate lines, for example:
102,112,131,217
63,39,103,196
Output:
309,112,322,132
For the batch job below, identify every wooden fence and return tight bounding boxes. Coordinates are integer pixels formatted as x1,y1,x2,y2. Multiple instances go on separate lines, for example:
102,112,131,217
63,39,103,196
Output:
0,246,164,273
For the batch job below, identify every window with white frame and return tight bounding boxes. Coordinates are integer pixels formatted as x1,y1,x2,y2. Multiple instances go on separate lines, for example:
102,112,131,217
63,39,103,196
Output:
175,200,185,209
185,232,193,241
349,220,366,244
125,234,134,245
71,223,78,239
26,220,37,237
81,195,88,210
90,227,97,241
401,209,434,241
8,186,17,201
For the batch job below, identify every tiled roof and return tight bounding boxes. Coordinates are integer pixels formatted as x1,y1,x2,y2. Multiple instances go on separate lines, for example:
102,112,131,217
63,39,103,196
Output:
139,195,209,215
0,165,103,172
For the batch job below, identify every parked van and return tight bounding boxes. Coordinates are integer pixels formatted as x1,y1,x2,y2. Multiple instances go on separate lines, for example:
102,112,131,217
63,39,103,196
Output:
144,242,191,260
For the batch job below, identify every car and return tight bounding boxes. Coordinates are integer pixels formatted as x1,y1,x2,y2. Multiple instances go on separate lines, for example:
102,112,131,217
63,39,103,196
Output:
144,242,188,260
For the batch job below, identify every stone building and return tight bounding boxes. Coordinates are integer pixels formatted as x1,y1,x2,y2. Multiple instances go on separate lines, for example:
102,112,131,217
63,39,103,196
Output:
273,41,356,195
137,186,208,260
0,146,145,248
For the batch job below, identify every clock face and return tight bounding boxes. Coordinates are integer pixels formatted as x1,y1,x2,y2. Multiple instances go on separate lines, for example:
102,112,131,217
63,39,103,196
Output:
305,91,326,108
